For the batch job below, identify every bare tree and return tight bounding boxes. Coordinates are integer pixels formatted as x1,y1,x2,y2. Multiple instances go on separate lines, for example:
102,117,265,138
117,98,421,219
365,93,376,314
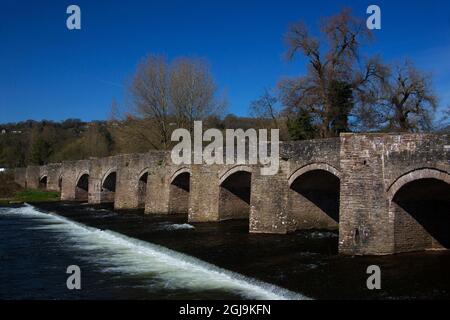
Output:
113,55,226,150
279,9,385,138
129,55,172,149
170,58,225,132
439,105,450,132
250,89,280,128
377,61,437,132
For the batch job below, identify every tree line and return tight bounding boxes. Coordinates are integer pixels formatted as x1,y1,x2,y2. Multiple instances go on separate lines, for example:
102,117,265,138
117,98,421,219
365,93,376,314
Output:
1,9,448,168
0,116,275,167
252,9,449,139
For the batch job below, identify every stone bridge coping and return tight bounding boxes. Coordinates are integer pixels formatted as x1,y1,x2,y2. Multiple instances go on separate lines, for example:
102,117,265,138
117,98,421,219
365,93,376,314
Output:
387,167,450,201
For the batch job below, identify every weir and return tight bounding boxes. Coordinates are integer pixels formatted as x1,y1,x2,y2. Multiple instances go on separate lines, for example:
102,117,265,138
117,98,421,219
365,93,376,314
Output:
5,204,303,300
14,133,450,256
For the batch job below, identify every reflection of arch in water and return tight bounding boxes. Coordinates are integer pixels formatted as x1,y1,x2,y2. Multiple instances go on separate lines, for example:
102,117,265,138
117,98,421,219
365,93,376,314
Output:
388,168,450,253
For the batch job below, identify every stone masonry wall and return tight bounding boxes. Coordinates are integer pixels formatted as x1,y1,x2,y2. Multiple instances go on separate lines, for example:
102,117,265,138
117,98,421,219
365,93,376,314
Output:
14,167,27,188
114,151,169,211
88,156,122,204
60,160,90,201
189,163,223,222
249,160,290,234
40,163,62,191
169,182,190,214
284,138,341,232
339,133,450,255
25,166,40,189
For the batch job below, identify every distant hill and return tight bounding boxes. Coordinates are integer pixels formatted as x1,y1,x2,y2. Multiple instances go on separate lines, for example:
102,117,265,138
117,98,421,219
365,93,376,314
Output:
0,115,277,168
0,119,110,168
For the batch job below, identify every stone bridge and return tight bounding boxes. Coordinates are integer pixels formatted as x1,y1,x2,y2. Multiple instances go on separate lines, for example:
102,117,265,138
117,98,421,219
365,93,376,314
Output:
14,133,450,256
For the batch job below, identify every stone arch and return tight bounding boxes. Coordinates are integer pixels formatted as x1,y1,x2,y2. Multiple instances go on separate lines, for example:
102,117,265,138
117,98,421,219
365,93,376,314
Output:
101,168,118,188
288,163,341,187
387,168,450,201
137,168,150,208
39,175,48,190
169,168,191,214
388,168,450,253
170,167,191,184
137,167,150,182
288,163,341,231
75,172,89,201
101,168,117,203
218,166,252,221
219,165,253,186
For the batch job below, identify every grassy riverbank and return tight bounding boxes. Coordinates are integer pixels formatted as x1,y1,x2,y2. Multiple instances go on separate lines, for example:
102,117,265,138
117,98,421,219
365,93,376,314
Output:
0,171,60,205
0,189,60,205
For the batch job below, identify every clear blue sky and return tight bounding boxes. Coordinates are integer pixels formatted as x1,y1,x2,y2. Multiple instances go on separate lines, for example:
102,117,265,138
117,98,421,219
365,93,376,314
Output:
1,0,449,123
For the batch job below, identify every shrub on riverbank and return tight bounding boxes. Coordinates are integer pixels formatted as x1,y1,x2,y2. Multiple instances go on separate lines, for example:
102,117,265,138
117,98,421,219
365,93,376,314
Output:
0,171,22,198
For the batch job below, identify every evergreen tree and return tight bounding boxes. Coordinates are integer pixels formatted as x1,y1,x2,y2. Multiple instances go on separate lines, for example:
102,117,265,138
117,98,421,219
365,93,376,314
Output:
287,109,316,140
328,80,354,136
30,137,52,165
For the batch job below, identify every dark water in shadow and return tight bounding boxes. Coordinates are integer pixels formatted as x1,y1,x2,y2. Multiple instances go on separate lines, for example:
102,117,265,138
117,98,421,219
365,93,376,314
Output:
1,202,450,299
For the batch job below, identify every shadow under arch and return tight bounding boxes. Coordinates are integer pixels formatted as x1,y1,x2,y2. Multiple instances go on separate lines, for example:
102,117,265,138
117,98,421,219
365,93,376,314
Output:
219,166,252,221
169,168,191,214
39,176,48,190
388,168,450,252
288,163,341,230
75,172,89,201
101,169,117,203
137,168,149,208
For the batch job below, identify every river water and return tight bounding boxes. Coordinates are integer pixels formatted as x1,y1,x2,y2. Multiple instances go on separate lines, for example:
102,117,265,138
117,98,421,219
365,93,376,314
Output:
1,203,449,299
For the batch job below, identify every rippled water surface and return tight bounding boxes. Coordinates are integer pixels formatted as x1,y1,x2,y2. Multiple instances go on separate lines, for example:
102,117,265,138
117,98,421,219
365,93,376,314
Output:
1,202,450,299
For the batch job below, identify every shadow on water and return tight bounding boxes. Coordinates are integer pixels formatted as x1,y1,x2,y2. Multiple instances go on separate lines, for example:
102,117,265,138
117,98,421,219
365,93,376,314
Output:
6,202,450,299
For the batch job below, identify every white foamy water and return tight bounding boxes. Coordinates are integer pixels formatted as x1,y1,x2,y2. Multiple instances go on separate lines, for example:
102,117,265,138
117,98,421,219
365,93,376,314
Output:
0,204,308,300
157,222,195,231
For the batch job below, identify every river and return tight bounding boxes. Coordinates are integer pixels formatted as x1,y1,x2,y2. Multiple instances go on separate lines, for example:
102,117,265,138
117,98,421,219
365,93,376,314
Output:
1,203,449,299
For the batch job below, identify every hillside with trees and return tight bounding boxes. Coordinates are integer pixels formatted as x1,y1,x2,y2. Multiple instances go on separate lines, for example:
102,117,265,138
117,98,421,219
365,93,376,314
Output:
0,116,278,168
